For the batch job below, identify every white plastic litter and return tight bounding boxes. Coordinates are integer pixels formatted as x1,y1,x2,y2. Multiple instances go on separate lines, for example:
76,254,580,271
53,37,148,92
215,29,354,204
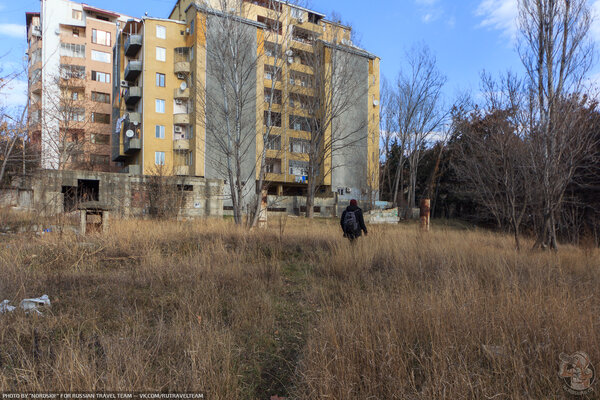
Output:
0,299,16,313
0,295,51,315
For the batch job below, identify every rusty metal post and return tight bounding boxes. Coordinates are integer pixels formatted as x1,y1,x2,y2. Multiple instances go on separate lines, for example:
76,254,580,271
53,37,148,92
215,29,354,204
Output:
258,189,268,228
420,198,430,231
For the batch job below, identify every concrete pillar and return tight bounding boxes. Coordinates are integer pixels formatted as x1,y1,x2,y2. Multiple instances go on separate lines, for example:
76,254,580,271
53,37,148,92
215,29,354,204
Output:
101,211,109,233
79,210,86,235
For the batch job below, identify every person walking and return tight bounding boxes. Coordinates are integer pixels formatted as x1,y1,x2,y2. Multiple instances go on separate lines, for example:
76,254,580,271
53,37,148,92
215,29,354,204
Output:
340,199,368,241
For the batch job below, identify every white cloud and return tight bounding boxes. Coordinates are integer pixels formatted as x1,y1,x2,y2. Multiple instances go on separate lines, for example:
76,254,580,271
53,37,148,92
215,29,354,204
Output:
0,79,28,109
0,23,26,38
415,0,443,24
589,0,600,43
475,0,518,40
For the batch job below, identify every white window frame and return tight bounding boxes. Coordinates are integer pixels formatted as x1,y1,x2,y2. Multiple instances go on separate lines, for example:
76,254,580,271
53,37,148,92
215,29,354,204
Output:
91,50,111,63
156,25,166,39
156,47,166,62
155,99,165,113
155,125,165,139
155,151,165,165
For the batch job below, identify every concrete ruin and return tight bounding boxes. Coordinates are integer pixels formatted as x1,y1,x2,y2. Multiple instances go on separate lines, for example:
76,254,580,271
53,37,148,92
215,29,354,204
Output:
1,170,224,218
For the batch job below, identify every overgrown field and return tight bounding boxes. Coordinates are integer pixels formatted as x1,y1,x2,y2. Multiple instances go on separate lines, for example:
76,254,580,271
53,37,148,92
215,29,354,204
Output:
0,216,598,399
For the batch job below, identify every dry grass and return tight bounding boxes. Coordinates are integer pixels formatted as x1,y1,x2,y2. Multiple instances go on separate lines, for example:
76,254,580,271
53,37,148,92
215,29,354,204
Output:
0,215,598,399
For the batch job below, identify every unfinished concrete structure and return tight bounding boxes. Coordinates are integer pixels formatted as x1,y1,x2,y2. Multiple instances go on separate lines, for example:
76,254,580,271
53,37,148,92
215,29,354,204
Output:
3,170,224,218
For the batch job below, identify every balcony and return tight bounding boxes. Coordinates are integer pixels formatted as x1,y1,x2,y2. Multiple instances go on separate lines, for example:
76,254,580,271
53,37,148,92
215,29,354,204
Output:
174,165,189,176
125,86,142,106
127,112,141,124
174,87,190,99
124,60,142,82
124,35,142,57
59,77,86,88
174,61,190,75
121,164,141,175
124,138,141,154
173,113,190,125
173,139,189,150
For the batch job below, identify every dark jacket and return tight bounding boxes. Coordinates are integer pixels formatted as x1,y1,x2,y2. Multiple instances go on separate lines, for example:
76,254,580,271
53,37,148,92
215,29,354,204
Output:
340,204,367,237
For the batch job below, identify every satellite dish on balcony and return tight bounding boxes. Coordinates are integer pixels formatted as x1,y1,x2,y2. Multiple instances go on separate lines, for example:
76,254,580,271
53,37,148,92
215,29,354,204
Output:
180,81,187,91
126,129,134,138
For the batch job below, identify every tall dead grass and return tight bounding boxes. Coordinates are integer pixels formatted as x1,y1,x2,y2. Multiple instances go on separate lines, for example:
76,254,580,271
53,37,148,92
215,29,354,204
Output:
0,216,598,399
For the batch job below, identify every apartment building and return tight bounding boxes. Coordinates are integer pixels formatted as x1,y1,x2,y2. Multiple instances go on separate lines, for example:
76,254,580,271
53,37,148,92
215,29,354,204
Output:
112,0,380,202
26,0,131,171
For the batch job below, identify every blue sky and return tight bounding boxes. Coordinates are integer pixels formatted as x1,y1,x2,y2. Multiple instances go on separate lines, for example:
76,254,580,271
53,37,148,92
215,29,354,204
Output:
1,0,599,108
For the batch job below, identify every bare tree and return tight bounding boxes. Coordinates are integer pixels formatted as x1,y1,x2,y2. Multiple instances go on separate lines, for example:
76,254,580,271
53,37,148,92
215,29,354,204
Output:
297,23,371,218
378,77,398,200
198,0,293,226
451,73,532,249
0,106,28,185
393,44,446,209
517,0,596,250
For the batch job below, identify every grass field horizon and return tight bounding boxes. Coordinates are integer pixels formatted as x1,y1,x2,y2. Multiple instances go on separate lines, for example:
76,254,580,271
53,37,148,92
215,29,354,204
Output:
0,215,598,399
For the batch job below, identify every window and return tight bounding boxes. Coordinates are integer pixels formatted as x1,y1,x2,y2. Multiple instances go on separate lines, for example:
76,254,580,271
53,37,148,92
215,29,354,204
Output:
155,125,165,139
156,73,165,87
155,151,165,165
91,29,111,46
289,115,310,131
31,68,41,84
266,158,281,174
290,7,303,20
72,9,82,20
189,19,194,35
264,111,281,127
264,42,281,57
289,160,309,176
91,91,110,103
155,99,165,113
91,71,110,83
90,154,109,165
266,135,280,150
91,133,110,144
264,88,281,104
72,28,79,37
30,49,41,65
264,65,281,81
174,47,190,62
156,25,166,39
91,112,110,124
60,43,85,58
60,64,85,79
71,91,79,100
290,138,310,153
156,47,166,61
185,151,193,166
91,50,111,63
65,108,85,121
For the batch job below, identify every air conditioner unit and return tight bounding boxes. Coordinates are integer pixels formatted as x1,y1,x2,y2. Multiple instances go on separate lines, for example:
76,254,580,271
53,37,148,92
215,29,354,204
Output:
345,187,351,193
175,99,183,105
32,26,42,37
177,73,185,79
297,17,304,24
185,27,190,34
287,57,294,64
120,80,129,87
174,126,183,133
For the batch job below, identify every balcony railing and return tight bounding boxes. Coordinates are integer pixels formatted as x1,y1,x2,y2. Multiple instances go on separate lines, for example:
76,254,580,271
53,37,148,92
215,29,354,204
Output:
124,60,142,82
124,35,142,57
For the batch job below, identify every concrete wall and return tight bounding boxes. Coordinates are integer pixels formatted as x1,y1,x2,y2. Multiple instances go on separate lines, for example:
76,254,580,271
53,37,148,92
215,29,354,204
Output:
4,170,223,218
204,13,258,209
330,50,370,202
